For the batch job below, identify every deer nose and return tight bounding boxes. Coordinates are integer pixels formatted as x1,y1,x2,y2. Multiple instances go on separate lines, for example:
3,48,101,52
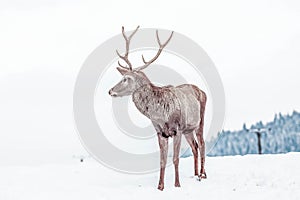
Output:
109,89,117,97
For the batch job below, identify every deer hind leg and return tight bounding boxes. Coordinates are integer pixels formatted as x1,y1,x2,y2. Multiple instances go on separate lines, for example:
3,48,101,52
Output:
196,92,207,179
197,132,206,179
173,132,182,187
157,133,169,191
184,133,199,176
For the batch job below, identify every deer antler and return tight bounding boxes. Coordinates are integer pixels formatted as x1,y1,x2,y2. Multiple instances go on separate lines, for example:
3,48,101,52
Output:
116,26,140,71
136,30,174,71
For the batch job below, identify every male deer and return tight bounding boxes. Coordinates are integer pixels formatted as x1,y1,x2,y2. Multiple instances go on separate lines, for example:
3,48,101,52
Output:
108,26,207,190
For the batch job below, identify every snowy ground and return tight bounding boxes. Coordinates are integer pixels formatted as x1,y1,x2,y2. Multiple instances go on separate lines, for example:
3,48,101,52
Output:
0,153,299,200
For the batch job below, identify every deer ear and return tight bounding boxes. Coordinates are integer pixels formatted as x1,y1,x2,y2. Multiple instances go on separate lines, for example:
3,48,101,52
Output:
116,67,128,75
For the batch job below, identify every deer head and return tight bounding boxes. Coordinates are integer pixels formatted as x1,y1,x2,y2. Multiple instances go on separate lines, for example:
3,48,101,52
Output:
108,26,173,97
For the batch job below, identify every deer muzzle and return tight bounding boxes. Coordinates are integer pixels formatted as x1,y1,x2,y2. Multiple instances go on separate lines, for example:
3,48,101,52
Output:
108,89,117,97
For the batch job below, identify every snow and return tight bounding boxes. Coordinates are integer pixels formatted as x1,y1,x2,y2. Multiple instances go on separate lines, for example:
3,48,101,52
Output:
1,153,299,200
1,2,300,200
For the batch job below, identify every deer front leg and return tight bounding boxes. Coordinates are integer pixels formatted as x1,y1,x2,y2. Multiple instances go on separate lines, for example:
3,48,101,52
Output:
157,133,168,191
173,132,182,187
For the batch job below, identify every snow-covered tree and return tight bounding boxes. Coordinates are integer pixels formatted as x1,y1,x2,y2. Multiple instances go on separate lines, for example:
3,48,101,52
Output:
207,111,300,156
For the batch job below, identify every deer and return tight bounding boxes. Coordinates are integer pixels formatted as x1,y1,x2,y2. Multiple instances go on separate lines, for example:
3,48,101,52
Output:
108,26,207,190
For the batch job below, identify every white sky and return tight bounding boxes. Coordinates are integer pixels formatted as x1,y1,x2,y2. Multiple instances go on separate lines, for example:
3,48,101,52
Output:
0,0,300,164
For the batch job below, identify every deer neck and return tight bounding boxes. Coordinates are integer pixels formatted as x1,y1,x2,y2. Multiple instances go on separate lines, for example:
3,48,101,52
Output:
132,83,155,119
134,73,151,89
132,83,180,125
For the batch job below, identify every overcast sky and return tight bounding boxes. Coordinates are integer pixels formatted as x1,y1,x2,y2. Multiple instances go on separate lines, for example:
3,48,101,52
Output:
0,0,299,164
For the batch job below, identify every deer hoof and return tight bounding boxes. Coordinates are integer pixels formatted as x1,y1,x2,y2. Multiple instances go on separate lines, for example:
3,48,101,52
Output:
175,182,181,187
199,172,207,180
157,184,164,191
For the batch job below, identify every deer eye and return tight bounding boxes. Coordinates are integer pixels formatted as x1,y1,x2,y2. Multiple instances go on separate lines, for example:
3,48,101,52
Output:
123,78,127,82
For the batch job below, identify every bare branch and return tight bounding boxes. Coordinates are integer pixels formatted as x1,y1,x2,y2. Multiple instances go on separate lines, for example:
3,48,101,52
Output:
136,30,174,71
